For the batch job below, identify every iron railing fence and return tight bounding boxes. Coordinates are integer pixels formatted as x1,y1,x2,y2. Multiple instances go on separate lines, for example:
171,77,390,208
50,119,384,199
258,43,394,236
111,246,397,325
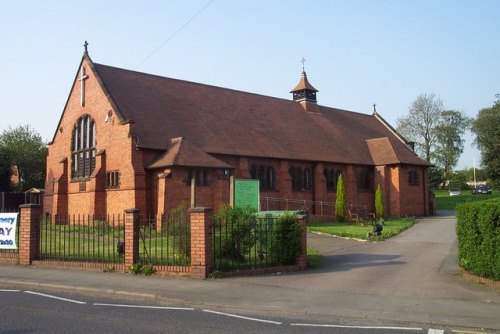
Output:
39,214,125,264
212,215,299,272
260,196,335,216
138,211,190,266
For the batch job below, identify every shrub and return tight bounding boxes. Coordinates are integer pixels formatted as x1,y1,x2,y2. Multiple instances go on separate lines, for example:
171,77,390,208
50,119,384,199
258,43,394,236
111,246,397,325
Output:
456,199,500,280
269,212,302,265
335,174,346,221
213,205,257,262
375,184,384,219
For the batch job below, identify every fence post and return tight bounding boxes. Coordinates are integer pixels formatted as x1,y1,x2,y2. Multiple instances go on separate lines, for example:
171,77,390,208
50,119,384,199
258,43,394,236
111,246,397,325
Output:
124,208,140,270
189,207,212,279
19,204,41,265
295,213,308,270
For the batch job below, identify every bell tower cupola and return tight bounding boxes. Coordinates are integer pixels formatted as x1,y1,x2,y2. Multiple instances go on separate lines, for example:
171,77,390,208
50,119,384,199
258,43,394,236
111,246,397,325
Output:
290,58,319,112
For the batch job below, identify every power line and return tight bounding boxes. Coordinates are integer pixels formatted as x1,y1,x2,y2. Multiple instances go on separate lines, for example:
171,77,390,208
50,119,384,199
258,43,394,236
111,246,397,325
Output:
135,0,216,69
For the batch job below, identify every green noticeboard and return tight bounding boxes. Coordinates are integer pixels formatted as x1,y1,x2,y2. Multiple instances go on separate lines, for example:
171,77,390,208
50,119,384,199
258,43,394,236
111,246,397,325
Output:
234,179,260,210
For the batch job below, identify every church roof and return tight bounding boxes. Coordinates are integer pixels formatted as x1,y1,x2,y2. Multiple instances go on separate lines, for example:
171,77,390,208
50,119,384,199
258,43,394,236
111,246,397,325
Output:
147,137,233,169
91,61,429,167
366,137,420,165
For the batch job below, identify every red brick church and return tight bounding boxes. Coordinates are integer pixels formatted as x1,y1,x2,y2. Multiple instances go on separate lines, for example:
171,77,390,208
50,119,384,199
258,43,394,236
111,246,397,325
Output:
44,44,432,218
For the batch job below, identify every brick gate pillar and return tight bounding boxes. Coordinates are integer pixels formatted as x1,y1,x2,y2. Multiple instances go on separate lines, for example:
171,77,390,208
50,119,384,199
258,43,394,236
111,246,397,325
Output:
295,213,308,270
124,208,140,270
19,204,41,265
189,207,213,279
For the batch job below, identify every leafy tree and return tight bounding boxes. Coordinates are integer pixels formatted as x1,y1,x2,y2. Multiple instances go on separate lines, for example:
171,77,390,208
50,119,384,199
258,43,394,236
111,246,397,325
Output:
447,171,469,190
472,101,500,187
433,110,471,179
397,93,443,162
335,174,346,221
0,125,47,191
374,184,384,219
0,148,12,191
428,166,444,190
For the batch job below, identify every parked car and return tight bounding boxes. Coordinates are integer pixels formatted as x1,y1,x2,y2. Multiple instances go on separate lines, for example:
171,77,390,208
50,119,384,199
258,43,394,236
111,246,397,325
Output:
449,188,461,196
472,184,492,195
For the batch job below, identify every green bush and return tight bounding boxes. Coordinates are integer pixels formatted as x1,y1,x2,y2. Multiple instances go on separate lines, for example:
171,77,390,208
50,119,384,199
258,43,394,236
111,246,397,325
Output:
335,174,346,221
269,212,302,265
456,199,500,280
213,205,257,262
375,184,384,219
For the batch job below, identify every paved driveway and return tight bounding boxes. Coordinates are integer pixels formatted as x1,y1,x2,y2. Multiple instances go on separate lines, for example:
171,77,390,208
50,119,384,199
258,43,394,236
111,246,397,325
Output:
227,211,499,328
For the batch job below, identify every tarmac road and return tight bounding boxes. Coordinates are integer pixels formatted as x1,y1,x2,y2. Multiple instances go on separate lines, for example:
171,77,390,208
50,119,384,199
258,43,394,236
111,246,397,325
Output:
1,211,499,331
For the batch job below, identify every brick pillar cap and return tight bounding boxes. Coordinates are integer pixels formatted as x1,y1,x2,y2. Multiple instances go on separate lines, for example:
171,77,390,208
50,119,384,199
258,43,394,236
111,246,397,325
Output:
189,207,213,213
19,204,41,209
124,208,140,213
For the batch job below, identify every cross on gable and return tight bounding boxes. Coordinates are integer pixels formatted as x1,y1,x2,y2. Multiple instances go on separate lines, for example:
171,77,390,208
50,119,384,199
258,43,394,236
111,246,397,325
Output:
78,66,89,107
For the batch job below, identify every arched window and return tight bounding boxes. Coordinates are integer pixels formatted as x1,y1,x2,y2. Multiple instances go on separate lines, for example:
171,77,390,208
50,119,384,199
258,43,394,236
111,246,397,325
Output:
71,115,96,179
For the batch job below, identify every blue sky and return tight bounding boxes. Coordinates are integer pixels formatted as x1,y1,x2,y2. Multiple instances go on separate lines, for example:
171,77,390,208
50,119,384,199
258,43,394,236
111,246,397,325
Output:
1,0,499,169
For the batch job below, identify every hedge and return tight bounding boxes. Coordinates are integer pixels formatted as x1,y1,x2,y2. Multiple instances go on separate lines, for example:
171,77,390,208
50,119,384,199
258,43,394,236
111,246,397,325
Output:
456,199,500,281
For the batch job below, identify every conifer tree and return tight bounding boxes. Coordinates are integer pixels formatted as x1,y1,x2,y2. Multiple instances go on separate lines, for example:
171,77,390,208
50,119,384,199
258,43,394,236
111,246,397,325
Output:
375,184,384,219
335,174,346,221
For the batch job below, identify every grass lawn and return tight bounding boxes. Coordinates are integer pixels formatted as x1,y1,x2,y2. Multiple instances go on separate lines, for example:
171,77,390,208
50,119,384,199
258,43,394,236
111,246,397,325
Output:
307,218,415,241
434,189,500,210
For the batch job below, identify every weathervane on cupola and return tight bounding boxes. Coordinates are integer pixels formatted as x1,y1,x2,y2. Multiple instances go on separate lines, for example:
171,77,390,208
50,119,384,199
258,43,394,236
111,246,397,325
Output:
290,57,320,112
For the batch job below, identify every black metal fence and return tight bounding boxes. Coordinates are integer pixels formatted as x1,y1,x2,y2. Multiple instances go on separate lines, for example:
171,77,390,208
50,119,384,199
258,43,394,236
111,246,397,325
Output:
0,192,43,212
138,211,190,266
212,215,301,272
39,214,125,264
37,211,191,266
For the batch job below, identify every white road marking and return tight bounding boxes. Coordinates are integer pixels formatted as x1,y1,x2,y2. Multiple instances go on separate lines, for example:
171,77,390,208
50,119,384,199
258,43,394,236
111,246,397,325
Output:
0,289,20,292
24,291,87,304
93,303,194,311
428,329,444,334
202,309,282,325
291,323,422,331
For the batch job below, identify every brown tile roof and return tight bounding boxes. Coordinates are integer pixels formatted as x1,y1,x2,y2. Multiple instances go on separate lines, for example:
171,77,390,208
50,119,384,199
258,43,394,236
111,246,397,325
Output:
147,137,233,169
93,62,429,167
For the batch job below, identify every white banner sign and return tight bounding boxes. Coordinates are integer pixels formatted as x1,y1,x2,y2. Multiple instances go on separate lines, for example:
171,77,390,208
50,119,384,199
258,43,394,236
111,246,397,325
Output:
0,213,18,249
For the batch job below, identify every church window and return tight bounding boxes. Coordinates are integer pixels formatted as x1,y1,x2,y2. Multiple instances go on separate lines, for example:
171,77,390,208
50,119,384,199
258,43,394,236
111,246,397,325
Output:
324,168,342,192
290,166,313,191
71,115,96,179
408,170,420,186
250,164,276,190
186,169,208,187
355,166,374,192
106,171,120,188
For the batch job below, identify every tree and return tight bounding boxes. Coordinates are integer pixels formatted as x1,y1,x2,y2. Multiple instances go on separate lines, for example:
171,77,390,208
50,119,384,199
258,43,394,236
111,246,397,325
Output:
0,125,47,191
428,166,444,190
374,184,384,219
433,110,471,179
0,148,12,191
397,93,443,162
472,100,500,187
335,174,346,221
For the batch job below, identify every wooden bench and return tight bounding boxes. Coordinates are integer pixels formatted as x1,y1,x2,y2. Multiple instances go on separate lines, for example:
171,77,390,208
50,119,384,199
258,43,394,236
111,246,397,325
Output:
347,204,376,225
